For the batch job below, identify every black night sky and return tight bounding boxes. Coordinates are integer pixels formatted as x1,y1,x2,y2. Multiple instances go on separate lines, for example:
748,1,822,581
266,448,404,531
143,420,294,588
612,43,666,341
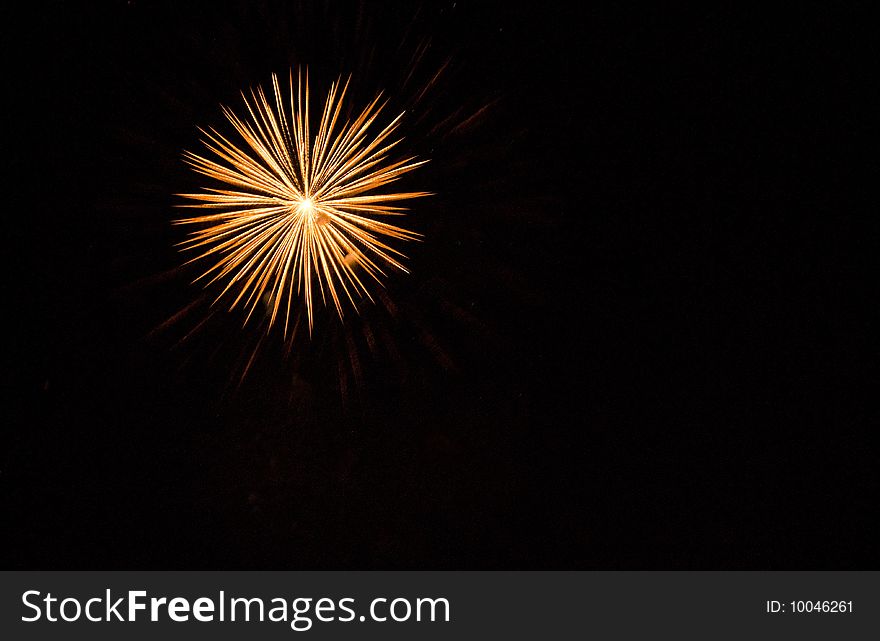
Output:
4,2,874,568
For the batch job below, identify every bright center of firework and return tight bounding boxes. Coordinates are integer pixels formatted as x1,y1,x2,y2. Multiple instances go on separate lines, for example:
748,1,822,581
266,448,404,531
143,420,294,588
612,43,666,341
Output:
295,196,318,221
298,197,315,215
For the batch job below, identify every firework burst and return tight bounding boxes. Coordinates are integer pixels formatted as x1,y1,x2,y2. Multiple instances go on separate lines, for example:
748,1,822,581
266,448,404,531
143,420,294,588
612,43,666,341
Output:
175,70,430,334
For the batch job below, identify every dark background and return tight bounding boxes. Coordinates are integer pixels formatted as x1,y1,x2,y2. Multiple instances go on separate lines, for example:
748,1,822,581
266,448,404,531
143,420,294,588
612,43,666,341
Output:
4,1,875,568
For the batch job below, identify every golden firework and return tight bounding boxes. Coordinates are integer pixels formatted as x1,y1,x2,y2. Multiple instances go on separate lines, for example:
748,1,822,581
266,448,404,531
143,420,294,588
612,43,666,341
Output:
175,70,429,334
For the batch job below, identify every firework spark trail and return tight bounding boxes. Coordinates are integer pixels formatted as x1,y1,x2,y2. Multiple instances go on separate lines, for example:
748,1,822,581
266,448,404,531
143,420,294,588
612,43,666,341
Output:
175,69,430,334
